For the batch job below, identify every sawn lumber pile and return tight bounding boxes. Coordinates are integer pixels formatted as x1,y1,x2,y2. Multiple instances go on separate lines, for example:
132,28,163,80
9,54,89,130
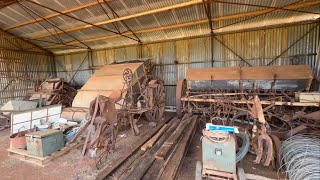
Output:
96,113,198,180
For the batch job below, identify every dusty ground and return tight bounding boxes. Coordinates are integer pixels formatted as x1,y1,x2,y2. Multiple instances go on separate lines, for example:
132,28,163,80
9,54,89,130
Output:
0,118,153,180
1,113,283,180
178,125,284,180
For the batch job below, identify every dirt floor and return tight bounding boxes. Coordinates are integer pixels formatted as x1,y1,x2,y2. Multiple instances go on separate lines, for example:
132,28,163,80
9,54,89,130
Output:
0,118,154,180
1,113,284,180
178,125,283,180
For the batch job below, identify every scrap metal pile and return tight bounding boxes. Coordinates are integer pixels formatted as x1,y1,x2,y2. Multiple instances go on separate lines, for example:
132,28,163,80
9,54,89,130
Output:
65,59,165,168
176,65,320,167
29,78,77,107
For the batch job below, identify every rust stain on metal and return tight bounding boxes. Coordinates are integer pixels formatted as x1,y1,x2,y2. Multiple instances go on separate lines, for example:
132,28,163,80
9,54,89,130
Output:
187,65,313,81
72,62,143,108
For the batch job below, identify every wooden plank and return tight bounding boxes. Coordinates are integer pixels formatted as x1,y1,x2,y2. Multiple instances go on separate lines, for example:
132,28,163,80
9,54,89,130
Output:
7,140,84,166
141,124,170,151
120,118,182,180
142,159,164,180
154,114,193,160
159,115,198,180
246,173,277,180
95,115,176,180
116,150,147,179
44,1,320,49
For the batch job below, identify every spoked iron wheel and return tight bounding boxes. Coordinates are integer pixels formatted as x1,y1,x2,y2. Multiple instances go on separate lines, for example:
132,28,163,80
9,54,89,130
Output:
95,147,109,170
94,125,117,170
145,80,165,122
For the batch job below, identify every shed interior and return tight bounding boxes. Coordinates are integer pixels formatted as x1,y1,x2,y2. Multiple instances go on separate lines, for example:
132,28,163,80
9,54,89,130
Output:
0,0,319,180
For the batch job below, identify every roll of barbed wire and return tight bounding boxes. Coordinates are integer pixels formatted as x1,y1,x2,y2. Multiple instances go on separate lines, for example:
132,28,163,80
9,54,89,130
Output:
280,133,320,180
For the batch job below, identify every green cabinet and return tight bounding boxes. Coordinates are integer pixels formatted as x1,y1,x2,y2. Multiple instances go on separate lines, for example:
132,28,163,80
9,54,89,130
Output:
26,129,64,157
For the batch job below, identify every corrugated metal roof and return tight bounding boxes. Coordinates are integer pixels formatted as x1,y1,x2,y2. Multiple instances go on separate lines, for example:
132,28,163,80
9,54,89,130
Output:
0,0,319,54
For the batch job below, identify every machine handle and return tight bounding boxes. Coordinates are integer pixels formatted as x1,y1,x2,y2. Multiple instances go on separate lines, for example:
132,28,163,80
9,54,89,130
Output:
203,134,230,143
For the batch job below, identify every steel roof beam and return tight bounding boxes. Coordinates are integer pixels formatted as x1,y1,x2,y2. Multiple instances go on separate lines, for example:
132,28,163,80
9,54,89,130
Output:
17,2,91,49
4,0,109,30
267,24,319,66
102,0,142,44
30,0,203,40
25,0,140,42
43,1,320,49
211,0,320,15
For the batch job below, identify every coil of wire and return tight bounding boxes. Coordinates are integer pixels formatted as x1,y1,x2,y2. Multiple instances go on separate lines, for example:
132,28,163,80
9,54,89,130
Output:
280,133,320,180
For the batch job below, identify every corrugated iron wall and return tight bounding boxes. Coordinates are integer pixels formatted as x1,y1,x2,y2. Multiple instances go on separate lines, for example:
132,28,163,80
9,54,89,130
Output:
0,30,54,104
55,23,320,106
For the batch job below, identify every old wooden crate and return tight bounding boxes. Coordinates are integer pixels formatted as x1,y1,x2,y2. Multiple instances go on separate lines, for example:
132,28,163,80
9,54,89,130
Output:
25,129,64,157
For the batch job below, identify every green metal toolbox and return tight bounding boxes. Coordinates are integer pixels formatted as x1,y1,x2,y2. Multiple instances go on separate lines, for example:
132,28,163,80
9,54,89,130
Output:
25,129,64,157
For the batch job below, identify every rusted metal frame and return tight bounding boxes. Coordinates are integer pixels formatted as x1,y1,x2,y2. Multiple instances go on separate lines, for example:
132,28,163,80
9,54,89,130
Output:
267,24,319,66
52,25,67,46
16,2,67,47
0,0,15,10
212,1,300,31
203,0,213,30
19,2,91,50
17,2,89,50
103,0,142,44
211,0,320,15
55,59,80,87
213,36,252,66
25,0,139,42
0,29,52,55
182,97,320,107
96,0,121,33
3,37,22,50
203,0,214,66
5,1,111,30
0,47,50,55
23,38,87,50
68,52,90,84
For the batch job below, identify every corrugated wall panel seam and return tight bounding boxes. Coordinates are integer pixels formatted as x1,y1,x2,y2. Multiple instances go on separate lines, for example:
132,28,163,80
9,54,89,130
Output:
0,30,54,104
55,23,319,106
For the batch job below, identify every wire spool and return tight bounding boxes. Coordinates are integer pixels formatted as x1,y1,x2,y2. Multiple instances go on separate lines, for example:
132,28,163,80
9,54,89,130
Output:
280,133,320,180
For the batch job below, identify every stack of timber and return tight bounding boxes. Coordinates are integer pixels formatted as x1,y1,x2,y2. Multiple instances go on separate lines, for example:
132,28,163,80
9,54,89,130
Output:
96,113,198,180
96,115,175,180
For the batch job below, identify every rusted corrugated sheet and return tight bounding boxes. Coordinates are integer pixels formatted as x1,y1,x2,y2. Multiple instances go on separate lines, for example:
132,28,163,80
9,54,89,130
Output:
72,62,143,108
0,30,54,104
54,23,319,106
1,0,319,55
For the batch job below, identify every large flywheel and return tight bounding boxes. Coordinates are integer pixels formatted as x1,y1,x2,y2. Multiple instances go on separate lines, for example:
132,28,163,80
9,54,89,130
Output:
145,80,165,122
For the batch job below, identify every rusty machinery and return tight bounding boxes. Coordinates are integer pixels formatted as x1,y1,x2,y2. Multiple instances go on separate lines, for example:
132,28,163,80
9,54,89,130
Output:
29,78,77,107
176,65,320,168
64,59,165,168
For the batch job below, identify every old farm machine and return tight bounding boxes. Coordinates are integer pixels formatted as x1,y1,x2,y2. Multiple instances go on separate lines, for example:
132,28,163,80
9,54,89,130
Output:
64,59,165,168
176,65,320,169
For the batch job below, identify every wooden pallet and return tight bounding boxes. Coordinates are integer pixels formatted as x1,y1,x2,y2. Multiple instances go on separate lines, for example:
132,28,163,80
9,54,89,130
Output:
7,140,84,166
